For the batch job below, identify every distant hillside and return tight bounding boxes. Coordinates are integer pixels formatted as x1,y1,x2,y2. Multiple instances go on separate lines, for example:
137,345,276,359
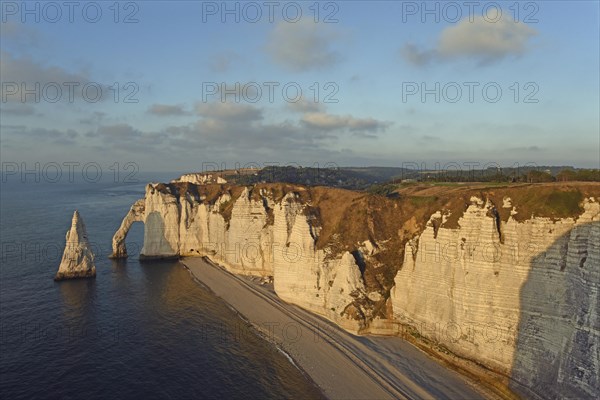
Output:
229,166,411,189
201,165,599,190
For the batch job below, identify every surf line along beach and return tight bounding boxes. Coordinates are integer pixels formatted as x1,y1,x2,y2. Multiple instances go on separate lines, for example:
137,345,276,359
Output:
181,257,485,400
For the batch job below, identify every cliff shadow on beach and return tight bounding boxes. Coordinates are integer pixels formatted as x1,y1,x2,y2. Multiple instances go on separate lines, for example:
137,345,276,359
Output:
511,221,599,399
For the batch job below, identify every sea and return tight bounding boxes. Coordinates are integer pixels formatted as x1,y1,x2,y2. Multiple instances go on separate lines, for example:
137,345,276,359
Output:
0,172,324,399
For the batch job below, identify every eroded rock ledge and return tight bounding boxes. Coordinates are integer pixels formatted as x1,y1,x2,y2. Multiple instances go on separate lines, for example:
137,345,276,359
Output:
111,181,600,399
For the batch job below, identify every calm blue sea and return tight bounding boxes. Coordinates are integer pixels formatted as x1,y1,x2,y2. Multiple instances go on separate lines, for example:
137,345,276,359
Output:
0,173,323,399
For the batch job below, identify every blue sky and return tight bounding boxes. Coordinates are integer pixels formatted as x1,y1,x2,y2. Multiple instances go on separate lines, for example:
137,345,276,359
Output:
1,0,599,172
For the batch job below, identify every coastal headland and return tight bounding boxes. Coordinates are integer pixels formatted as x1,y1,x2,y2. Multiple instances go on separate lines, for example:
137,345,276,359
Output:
112,176,600,399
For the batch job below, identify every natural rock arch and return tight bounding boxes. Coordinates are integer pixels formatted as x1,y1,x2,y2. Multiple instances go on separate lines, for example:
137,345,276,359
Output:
110,199,145,258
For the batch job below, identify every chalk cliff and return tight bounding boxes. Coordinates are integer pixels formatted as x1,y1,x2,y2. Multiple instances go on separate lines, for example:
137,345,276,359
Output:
111,180,600,398
55,210,96,280
391,196,599,399
172,172,227,185
112,183,378,330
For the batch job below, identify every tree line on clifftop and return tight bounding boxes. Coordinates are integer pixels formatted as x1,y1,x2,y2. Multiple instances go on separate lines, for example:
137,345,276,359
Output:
227,165,599,192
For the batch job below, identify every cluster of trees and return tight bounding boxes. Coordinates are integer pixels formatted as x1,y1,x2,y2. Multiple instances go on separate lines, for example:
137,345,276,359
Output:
527,169,600,183
228,166,599,189
555,169,600,182
405,168,600,184
232,166,374,189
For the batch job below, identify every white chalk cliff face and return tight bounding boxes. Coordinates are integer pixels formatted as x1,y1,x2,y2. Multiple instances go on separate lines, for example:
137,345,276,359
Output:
391,197,599,399
55,210,96,280
112,182,600,398
113,184,369,330
270,193,367,331
172,173,227,185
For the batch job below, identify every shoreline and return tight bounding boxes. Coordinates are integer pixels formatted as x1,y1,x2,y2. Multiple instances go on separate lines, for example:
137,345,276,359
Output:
181,257,488,400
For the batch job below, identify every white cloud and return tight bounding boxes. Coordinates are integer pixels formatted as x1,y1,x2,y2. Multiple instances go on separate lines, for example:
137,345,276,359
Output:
148,104,189,116
79,112,107,124
0,104,36,116
1,124,78,145
266,20,340,71
209,52,240,73
0,51,111,103
439,16,537,60
301,112,390,134
401,44,435,67
88,123,168,152
403,16,537,66
286,98,325,113
195,102,263,122
0,21,40,50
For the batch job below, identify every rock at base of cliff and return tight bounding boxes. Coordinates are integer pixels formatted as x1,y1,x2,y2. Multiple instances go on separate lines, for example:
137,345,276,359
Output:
55,210,96,281
54,269,96,281
138,254,180,262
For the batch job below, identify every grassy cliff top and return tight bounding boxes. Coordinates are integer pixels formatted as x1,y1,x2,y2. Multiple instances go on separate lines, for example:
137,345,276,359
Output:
391,182,600,222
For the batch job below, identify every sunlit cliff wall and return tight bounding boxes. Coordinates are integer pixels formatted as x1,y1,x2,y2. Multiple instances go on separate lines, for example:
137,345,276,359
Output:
112,182,600,398
391,197,599,399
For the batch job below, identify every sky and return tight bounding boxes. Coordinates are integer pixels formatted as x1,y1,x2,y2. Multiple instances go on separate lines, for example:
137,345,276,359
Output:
1,0,599,174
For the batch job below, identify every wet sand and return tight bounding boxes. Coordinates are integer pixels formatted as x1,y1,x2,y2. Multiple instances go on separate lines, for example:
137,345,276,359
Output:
181,257,485,400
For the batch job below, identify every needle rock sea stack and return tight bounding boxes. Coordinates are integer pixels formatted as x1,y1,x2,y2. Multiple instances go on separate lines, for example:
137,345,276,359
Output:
55,210,96,281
